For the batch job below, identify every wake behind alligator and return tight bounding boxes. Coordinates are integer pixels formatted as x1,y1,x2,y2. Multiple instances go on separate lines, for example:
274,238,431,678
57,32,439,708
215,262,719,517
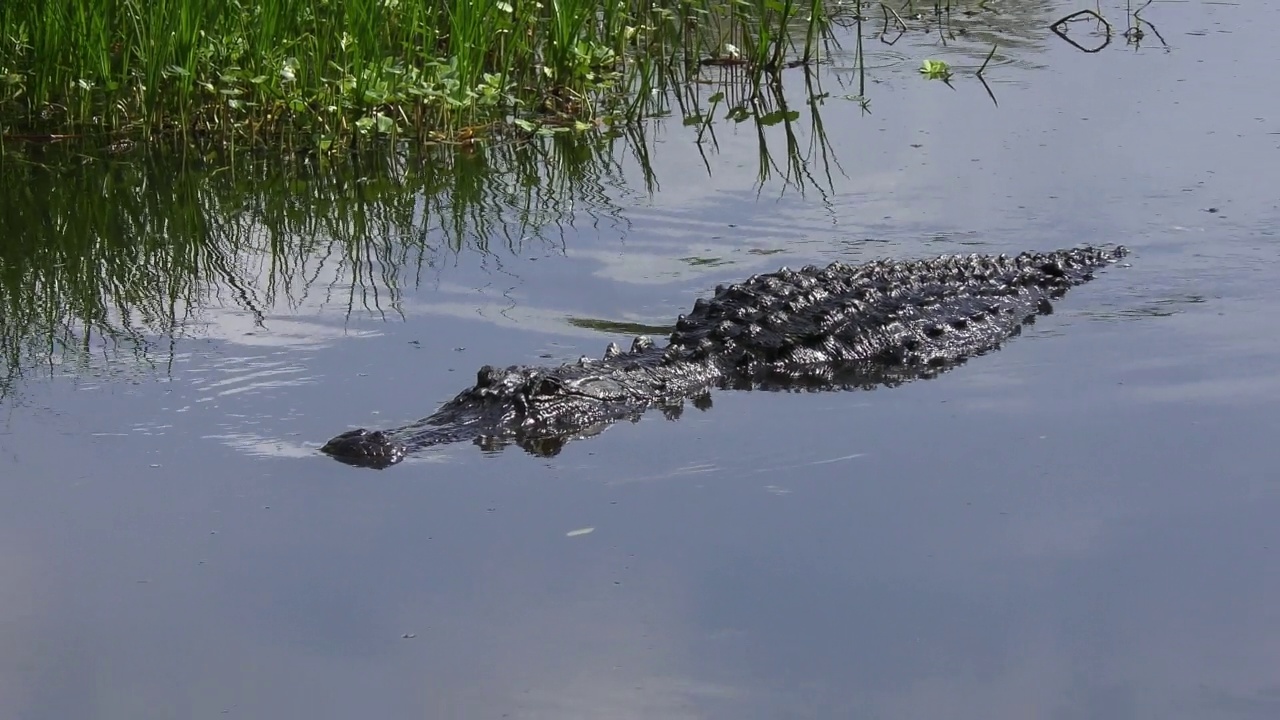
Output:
322,246,1127,468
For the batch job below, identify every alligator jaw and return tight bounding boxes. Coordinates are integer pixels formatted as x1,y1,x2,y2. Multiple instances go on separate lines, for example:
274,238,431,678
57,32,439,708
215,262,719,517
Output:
320,428,408,469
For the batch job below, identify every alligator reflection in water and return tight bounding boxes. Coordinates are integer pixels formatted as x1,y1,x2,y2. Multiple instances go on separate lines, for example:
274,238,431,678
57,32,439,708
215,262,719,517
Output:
322,246,1127,468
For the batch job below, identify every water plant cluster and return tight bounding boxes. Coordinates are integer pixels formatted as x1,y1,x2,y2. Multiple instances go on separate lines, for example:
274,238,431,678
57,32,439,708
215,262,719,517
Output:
0,0,838,146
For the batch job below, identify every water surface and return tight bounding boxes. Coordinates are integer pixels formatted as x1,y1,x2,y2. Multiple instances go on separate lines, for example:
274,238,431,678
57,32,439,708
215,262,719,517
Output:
3,1,1280,717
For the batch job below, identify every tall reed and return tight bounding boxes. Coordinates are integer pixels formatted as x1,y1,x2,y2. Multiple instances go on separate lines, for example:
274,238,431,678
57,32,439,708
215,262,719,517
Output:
0,0,838,146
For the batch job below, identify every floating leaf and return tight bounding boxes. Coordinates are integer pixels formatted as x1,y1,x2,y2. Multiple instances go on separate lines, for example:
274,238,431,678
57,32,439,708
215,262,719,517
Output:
920,59,952,79
759,110,799,126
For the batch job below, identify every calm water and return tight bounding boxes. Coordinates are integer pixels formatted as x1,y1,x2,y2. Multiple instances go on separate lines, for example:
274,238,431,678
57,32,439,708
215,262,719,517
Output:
4,1,1280,718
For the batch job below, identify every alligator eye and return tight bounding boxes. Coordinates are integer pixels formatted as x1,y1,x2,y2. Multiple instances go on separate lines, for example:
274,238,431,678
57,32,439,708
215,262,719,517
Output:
531,377,564,397
476,365,498,387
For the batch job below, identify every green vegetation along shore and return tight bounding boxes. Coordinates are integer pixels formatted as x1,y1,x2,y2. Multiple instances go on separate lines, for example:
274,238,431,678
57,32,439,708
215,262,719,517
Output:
0,0,839,148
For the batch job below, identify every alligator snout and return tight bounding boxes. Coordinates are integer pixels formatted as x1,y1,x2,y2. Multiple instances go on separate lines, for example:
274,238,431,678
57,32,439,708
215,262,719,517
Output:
321,428,407,469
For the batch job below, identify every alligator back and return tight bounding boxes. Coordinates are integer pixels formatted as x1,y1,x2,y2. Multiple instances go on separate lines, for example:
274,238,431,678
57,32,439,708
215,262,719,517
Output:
663,247,1126,384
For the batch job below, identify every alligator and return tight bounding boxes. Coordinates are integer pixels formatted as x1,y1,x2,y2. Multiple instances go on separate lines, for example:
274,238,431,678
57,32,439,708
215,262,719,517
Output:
322,246,1127,468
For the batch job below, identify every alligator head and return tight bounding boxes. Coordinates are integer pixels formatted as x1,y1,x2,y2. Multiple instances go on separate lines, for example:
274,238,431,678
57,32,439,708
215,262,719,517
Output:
319,428,407,469
320,340,671,468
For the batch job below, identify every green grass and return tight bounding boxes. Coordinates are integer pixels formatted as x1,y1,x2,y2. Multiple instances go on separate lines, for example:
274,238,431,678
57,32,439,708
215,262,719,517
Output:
0,0,841,147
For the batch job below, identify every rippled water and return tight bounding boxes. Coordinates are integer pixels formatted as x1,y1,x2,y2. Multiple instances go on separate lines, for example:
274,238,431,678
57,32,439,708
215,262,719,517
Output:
3,1,1280,717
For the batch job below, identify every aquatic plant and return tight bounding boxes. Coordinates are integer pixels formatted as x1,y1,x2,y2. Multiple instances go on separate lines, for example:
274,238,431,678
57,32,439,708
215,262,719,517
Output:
0,0,842,147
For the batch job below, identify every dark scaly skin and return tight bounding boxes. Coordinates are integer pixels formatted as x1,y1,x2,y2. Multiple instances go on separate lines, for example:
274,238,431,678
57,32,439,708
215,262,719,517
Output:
321,246,1127,468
